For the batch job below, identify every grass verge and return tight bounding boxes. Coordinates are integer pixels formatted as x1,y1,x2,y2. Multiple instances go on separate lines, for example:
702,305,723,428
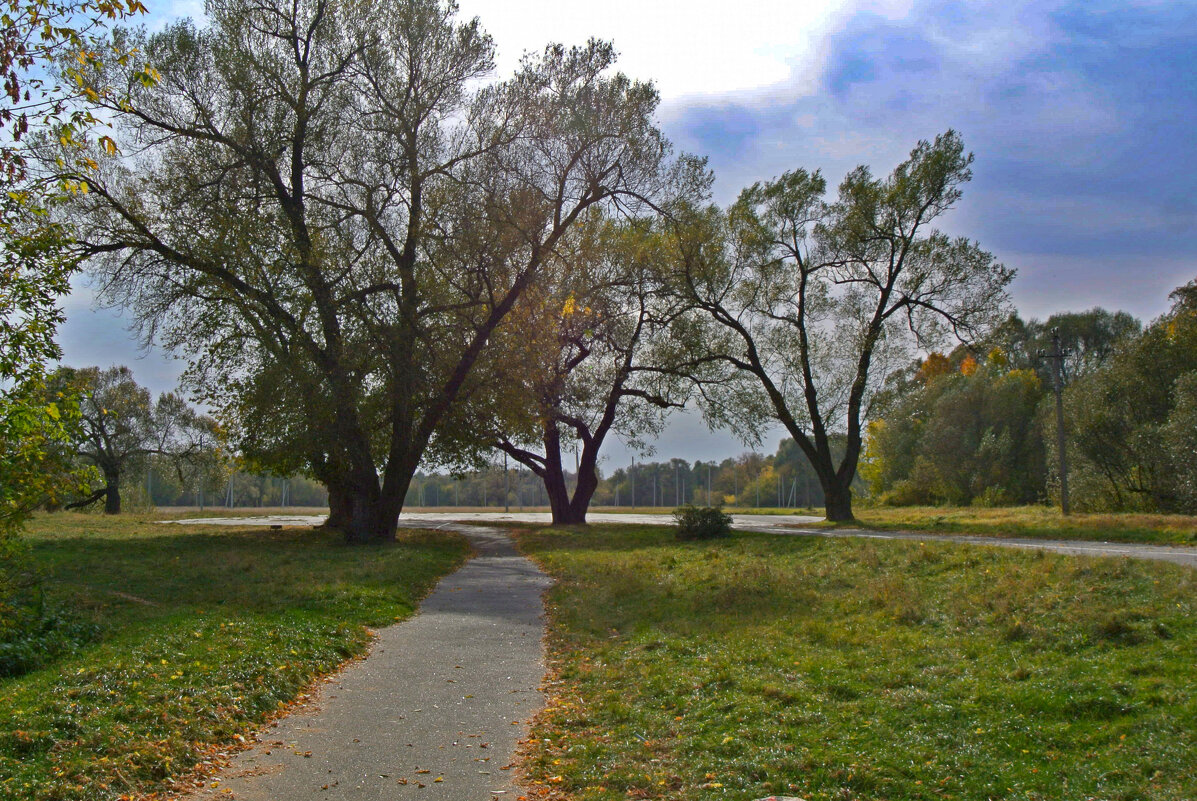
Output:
516,523,1196,801
0,512,469,801
836,505,1197,546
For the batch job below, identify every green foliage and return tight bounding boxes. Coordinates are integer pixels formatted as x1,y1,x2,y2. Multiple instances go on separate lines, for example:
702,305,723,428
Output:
0,513,469,800
1,0,147,639
672,504,732,540
864,357,1047,506
1,0,150,182
518,524,1196,801
0,376,92,631
1058,283,1197,512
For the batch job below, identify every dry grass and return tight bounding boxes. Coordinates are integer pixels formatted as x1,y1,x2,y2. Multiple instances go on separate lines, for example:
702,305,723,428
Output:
842,505,1197,545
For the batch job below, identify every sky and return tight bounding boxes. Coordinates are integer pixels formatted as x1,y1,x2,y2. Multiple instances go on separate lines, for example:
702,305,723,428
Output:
56,0,1197,468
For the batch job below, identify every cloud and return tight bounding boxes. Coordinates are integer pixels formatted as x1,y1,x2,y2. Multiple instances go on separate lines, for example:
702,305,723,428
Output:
663,0,1197,320
57,280,183,398
454,0,844,99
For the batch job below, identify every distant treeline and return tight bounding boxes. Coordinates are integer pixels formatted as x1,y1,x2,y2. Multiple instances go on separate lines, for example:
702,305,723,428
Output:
122,460,330,510
863,279,1197,513
406,439,854,510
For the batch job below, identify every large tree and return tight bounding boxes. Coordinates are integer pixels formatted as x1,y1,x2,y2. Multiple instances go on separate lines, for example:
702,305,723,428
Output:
672,132,1012,521
479,215,696,524
55,0,680,542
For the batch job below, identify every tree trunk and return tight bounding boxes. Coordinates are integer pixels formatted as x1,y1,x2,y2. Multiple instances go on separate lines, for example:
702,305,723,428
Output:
104,471,121,515
544,471,577,524
822,479,854,522
341,484,396,544
325,481,354,532
534,421,593,525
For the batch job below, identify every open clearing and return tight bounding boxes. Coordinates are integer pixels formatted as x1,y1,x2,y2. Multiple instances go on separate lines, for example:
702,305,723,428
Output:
516,524,1196,801
5,513,1195,801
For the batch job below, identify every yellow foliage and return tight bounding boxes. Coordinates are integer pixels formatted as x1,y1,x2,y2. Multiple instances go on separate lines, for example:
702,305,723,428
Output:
917,352,952,383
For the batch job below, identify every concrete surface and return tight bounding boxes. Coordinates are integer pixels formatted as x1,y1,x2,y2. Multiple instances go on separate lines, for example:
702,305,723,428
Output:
167,511,1197,568
184,523,552,801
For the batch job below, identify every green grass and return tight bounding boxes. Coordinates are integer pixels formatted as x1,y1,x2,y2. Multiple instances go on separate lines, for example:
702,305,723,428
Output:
516,524,1196,801
837,505,1197,546
0,512,469,801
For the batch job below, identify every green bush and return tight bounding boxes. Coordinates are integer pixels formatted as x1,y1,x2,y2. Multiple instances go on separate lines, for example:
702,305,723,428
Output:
673,504,732,540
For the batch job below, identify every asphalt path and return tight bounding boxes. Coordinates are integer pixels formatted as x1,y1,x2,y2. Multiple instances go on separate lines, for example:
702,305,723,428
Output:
185,523,551,801
170,511,1197,568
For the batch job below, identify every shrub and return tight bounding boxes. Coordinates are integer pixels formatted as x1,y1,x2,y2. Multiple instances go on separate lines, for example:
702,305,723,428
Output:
673,504,732,541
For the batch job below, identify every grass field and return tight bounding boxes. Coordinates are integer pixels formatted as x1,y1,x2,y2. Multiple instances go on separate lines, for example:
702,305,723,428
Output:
838,505,1197,546
0,513,469,801
516,523,1196,801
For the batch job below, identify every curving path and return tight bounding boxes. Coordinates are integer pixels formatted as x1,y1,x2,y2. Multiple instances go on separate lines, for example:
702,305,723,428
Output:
185,523,552,801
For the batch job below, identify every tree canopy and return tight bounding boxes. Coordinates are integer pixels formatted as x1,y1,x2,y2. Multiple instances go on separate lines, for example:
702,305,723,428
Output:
670,132,1012,520
478,213,698,523
54,0,695,541
50,366,220,514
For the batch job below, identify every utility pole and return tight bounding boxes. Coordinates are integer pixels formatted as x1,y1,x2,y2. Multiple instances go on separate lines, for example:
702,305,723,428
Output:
630,457,635,509
1039,328,1072,515
504,452,509,513
707,464,712,506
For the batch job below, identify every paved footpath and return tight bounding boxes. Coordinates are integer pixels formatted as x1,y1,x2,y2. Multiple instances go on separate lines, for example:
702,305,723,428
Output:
186,523,552,801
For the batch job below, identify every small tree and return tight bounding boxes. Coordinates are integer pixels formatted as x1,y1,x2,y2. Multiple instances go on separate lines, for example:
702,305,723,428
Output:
672,132,1012,521
55,366,215,514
